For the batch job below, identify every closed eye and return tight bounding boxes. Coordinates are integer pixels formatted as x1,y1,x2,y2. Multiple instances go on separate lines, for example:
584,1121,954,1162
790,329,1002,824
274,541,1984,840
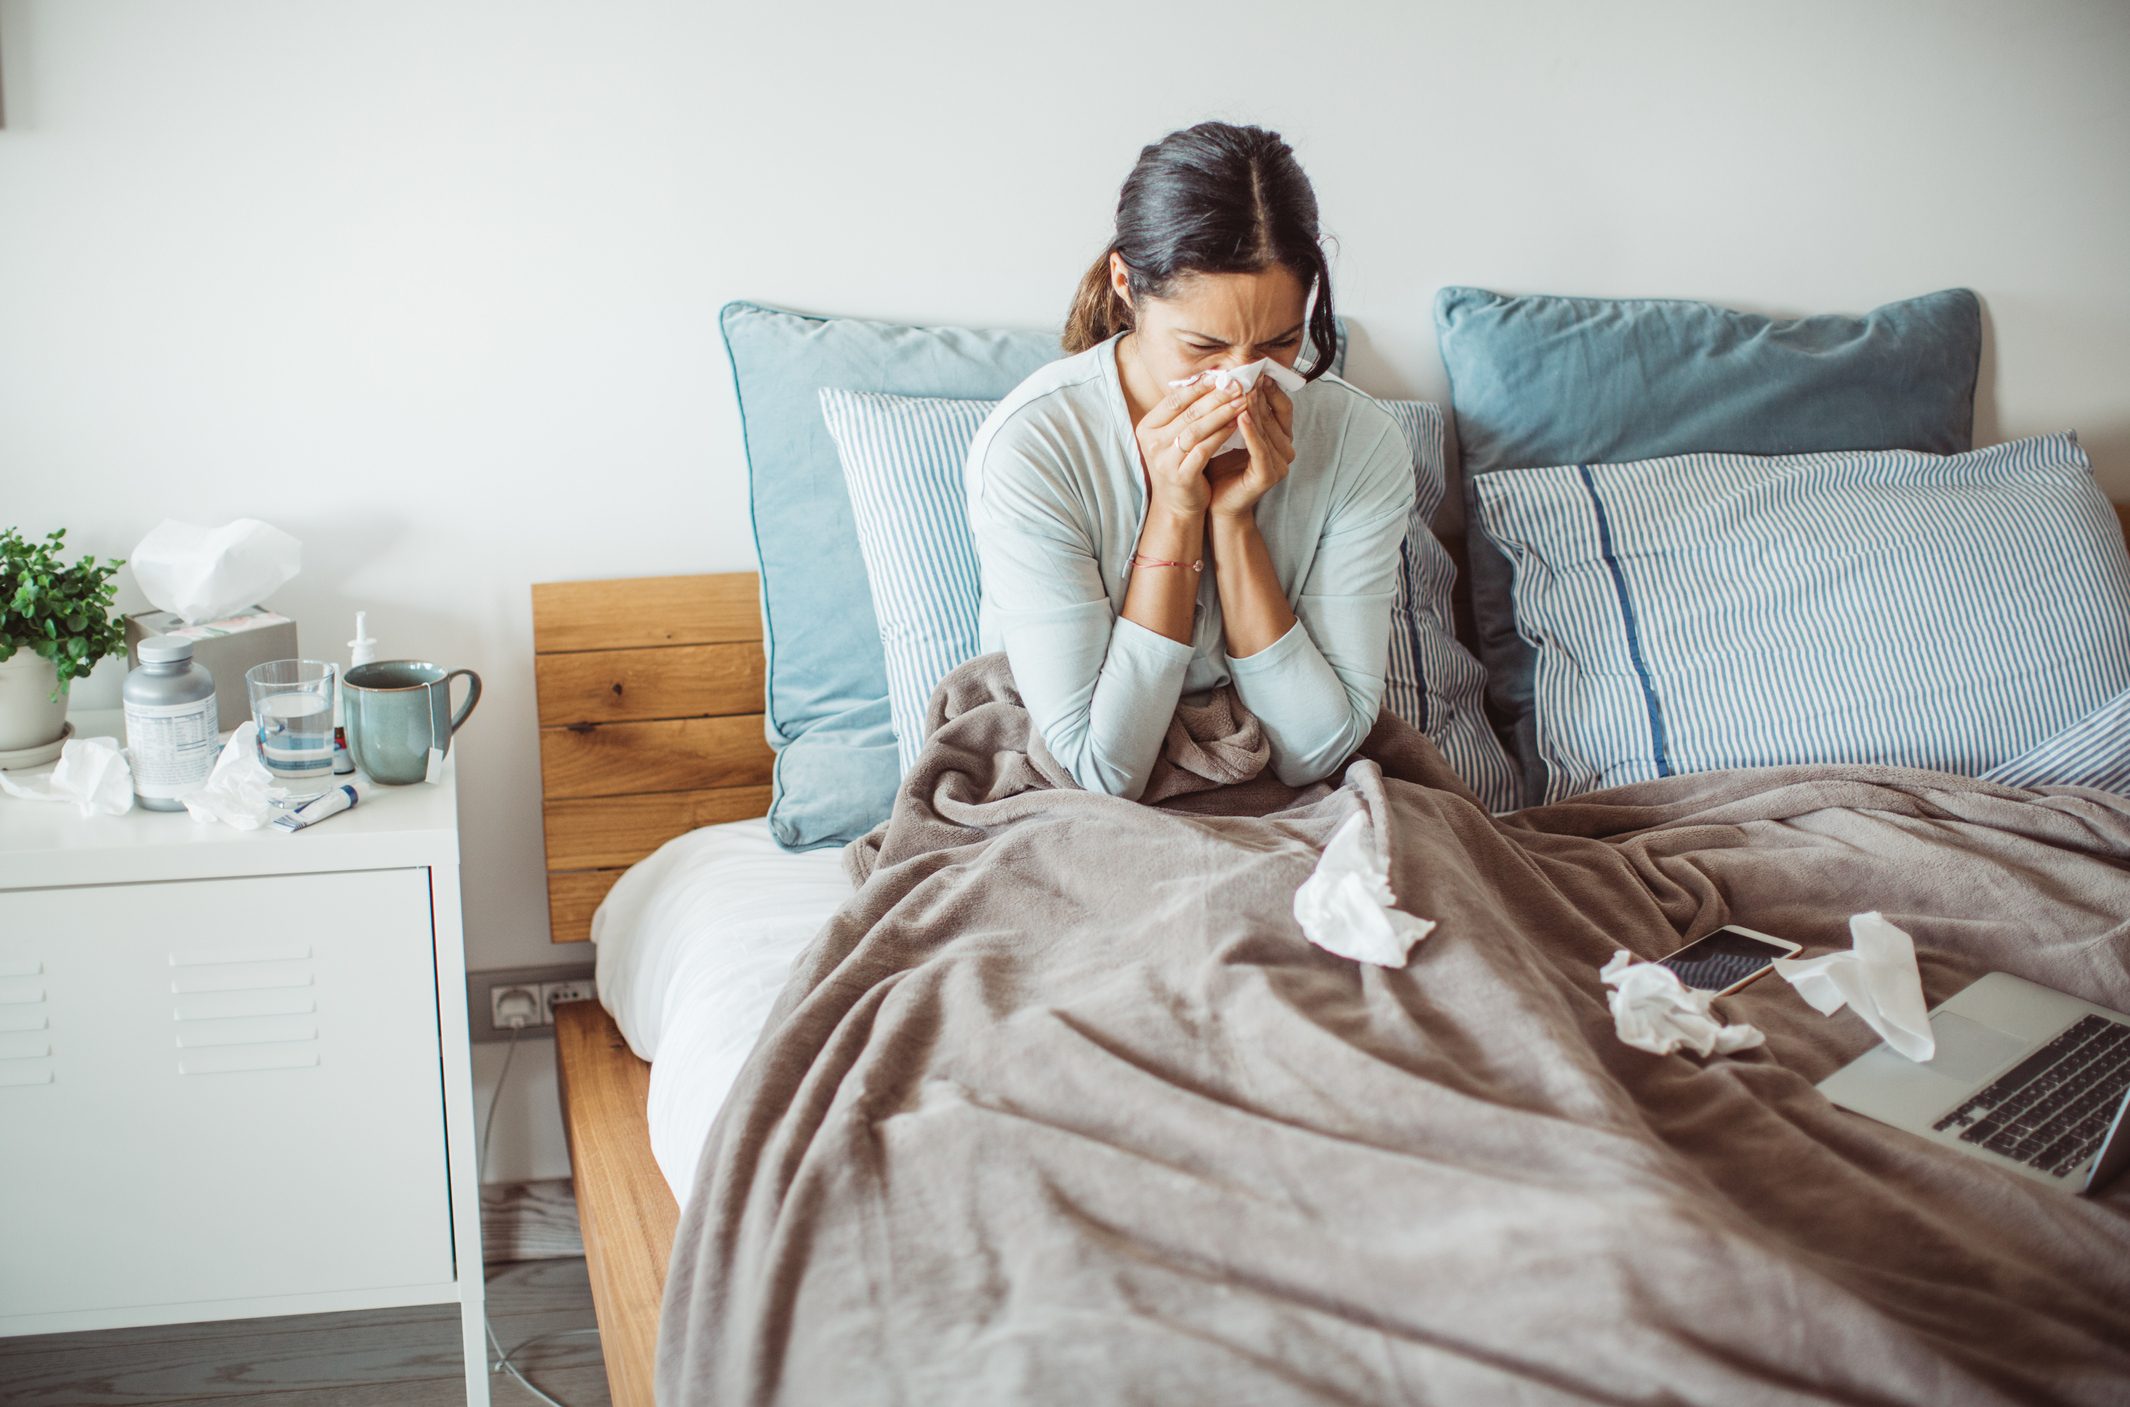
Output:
1184,334,1302,355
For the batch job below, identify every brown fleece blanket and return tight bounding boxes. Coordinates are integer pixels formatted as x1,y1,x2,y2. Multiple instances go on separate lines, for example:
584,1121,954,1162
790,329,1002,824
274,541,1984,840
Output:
658,654,2130,1406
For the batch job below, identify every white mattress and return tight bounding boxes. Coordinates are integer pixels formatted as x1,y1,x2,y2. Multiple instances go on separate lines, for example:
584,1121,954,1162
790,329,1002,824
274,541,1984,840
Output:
590,818,852,1206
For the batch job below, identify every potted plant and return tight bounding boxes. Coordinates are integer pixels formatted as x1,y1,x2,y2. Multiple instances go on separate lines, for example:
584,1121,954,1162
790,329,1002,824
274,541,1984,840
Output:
0,527,127,755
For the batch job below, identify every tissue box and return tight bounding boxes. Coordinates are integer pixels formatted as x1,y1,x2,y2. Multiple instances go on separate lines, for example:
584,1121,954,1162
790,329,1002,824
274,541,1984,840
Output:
125,607,299,732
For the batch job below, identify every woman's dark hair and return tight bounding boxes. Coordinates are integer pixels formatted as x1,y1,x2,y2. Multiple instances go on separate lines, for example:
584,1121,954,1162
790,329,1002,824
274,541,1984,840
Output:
1064,121,1336,380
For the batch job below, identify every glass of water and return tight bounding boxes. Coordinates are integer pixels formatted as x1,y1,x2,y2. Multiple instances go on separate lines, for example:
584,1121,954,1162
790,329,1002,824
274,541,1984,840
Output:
245,659,338,805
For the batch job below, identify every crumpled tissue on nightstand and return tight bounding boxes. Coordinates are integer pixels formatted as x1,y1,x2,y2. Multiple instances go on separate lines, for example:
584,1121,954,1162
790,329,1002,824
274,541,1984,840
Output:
1167,358,1308,456
182,731,282,830
1293,809,1436,968
0,735,134,816
1773,911,1936,1062
1599,950,1767,1058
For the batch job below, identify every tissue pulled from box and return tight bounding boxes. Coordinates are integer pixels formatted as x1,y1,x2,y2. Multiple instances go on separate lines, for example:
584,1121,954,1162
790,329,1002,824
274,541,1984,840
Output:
182,730,284,830
1599,950,1766,1058
1773,911,1936,1062
1167,358,1308,456
1293,809,1436,967
0,735,134,816
131,519,301,624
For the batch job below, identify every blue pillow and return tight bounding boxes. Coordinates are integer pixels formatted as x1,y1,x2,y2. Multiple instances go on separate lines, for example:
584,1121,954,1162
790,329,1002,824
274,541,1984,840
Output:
819,386,1516,810
729,305,1350,848
1471,432,2130,803
1436,285,1983,806
721,302,1060,849
736,300,1346,838
1377,400,1518,811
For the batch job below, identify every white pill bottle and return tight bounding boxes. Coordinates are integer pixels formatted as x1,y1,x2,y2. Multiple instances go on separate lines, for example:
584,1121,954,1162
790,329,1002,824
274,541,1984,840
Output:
123,635,218,810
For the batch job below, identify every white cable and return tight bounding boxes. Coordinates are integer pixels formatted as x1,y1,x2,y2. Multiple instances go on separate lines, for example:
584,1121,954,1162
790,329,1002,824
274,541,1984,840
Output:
486,1320,603,1407
479,1019,523,1175
496,1326,603,1371
477,1014,598,1407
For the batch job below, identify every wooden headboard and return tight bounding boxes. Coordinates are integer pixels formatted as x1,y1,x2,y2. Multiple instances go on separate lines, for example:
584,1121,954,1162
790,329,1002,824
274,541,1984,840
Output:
531,501,2130,944
532,573,774,942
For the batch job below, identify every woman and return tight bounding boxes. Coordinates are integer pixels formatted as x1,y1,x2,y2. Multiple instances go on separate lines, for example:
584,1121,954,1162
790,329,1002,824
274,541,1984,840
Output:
964,121,1413,800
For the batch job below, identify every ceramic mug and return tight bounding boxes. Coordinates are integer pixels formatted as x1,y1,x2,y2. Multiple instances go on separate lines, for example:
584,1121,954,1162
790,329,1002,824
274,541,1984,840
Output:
342,660,482,784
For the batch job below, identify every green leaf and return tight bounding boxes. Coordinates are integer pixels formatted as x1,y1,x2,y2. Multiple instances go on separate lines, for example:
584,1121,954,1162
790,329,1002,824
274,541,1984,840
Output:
0,528,126,669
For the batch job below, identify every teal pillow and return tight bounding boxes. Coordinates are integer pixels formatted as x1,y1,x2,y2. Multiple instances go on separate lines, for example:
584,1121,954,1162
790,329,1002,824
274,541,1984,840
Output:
726,301,1348,849
722,301,1061,849
1435,285,1982,806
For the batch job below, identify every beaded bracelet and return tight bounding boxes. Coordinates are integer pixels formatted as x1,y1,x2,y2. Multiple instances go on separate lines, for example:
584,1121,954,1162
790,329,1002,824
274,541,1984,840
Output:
1129,552,1203,573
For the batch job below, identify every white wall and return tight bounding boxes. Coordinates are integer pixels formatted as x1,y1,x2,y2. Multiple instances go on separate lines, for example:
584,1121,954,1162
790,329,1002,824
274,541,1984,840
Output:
4,0,2127,1182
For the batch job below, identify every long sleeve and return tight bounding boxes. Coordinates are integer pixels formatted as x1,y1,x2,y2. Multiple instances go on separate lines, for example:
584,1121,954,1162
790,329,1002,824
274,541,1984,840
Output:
970,435,1192,800
1225,419,1413,787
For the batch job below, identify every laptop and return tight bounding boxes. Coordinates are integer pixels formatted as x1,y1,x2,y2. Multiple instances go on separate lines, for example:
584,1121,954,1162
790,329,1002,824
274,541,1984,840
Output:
1818,972,2130,1196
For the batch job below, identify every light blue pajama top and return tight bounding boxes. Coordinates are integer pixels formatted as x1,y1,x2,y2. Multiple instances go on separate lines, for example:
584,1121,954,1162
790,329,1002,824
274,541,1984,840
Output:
963,332,1414,800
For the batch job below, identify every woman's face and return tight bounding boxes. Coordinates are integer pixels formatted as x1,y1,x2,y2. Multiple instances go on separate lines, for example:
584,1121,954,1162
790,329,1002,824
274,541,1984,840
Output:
1110,255,1310,388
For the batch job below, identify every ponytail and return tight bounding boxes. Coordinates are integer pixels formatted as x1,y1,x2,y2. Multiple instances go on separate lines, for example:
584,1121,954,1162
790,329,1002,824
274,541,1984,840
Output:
1062,244,1130,355
1061,122,1338,380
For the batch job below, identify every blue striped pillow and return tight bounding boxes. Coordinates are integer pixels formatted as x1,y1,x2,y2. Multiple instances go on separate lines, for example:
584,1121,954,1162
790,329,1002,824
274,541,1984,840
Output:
1982,688,2130,796
1379,401,1517,811
820,387,1515,807
1472,431,2130,803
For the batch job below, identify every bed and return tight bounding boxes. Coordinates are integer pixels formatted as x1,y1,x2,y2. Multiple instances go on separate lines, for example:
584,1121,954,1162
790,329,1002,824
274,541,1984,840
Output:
540,500,2130,1407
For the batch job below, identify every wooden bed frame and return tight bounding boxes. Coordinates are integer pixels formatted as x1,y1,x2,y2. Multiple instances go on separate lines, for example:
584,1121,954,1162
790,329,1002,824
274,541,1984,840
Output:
535,501,2130,1407
533,572,771,1407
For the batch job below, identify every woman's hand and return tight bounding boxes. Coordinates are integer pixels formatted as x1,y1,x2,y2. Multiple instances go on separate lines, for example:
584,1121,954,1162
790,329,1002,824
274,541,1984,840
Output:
1133,377,1249,520
1206,379,1295,523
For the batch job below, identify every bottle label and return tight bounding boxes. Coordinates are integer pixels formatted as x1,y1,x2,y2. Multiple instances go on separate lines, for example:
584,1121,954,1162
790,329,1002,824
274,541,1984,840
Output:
125,698,220,799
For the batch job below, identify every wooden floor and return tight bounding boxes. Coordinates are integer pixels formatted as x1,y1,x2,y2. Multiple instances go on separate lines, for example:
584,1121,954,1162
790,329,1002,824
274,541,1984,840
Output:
0,1254,611,1407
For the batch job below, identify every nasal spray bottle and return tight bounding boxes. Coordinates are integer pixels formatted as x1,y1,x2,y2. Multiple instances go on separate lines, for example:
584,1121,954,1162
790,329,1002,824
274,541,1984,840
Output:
331,612,378,776
298,614,378,832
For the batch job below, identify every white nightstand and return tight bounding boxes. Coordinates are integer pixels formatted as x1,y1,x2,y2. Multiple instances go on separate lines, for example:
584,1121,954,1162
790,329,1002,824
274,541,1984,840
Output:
0,711,491,1407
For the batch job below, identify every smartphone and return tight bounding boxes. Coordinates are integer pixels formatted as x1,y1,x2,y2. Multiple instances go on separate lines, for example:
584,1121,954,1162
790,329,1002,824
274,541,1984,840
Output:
1657,924,1803,996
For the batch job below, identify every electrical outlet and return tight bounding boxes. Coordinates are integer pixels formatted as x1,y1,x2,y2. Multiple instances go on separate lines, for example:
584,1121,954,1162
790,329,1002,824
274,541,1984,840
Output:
541,978,598,1024
469,961,596,1041
491,985,542,1031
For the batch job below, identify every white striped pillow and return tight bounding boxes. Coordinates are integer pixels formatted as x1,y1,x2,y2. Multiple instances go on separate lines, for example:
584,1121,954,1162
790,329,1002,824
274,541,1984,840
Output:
821,387,1515,807
818,389,994,772
1472,431,2130,803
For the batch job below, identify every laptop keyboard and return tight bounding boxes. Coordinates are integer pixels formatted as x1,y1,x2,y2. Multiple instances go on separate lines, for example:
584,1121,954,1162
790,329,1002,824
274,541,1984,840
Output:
1932,1014,2130,1179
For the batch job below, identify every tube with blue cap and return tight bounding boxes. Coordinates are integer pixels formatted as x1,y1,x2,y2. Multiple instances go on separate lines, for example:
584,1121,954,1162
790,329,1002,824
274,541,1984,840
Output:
274,781,361,832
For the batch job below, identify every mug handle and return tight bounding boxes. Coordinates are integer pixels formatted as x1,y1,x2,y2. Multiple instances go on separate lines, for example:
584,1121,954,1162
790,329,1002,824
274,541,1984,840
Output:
445,669,483,735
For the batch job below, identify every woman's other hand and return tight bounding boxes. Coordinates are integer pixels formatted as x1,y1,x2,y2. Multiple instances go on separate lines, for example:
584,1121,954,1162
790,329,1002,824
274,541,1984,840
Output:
1134,377,1248,520
1207,379,1295,522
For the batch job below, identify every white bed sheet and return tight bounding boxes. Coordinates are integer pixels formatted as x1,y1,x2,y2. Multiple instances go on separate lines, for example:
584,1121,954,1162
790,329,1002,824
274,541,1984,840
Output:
590,817,852,1206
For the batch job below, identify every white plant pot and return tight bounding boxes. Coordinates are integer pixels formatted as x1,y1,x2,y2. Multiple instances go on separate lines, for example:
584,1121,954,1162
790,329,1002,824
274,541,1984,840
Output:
0,650,71,753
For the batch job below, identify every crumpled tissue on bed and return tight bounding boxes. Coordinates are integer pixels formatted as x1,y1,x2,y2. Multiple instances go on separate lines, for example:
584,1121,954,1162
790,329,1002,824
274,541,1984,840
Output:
1167,358,1308,456
1773,911,1936,1062
0,735,133,816
1293,809,1435,967
1599,951,1767,1058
